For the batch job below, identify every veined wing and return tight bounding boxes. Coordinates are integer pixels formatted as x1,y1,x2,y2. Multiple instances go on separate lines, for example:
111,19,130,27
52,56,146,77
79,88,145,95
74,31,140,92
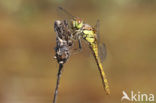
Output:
94,20,107,62
98,43,107,62
57,7,75,20
57,7,75,31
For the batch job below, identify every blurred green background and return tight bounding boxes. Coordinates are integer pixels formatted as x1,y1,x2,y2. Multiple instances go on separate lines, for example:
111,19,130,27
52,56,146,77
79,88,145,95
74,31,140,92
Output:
0,0,156,103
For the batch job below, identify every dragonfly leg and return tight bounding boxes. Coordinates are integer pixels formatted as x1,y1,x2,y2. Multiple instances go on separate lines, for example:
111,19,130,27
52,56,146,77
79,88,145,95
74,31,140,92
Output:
71,31,83,54
78,35,82,50
73,35,82,51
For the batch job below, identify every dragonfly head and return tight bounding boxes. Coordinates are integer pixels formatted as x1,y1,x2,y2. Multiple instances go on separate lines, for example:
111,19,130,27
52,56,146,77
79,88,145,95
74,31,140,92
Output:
72,17,83,29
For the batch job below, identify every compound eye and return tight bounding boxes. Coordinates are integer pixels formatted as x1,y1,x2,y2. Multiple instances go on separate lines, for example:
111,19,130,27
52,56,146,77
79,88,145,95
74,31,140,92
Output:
78,20,81,24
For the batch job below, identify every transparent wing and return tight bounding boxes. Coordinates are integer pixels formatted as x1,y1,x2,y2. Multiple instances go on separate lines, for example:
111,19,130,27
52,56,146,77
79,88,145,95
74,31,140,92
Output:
57,7,75,19
95,20,107,62
94,19,100,44
98,43,107,62
57,7,76,32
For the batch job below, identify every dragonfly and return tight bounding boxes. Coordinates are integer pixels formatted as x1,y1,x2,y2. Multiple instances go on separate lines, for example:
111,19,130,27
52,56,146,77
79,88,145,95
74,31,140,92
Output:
88,20,110,95
57,7,110,94
53,20,73,103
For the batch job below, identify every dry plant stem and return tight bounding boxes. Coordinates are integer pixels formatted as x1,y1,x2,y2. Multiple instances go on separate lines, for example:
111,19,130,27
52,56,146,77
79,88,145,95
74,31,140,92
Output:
53,64,63,103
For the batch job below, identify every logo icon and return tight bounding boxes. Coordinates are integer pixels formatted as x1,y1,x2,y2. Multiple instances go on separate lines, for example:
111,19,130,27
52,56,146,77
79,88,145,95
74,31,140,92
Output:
121,91,154,102
121,91,130,101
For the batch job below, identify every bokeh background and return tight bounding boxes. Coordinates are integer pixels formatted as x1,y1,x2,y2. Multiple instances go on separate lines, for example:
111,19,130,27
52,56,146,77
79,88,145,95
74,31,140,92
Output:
0,0,156,103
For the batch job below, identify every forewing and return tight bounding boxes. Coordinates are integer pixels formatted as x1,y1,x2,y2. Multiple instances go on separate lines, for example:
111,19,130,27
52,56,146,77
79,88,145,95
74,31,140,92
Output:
98,43,107,62
57,7,75,30
94,19,100,44
94,20,107,62
57,7,75,20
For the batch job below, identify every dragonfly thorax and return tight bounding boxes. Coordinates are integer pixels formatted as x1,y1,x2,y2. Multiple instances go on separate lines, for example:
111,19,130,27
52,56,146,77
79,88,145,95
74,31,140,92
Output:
82,31,96,44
